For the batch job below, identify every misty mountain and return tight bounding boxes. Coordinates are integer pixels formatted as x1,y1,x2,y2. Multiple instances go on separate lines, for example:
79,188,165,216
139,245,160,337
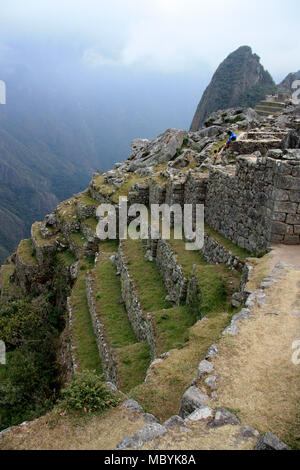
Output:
190,46,276,130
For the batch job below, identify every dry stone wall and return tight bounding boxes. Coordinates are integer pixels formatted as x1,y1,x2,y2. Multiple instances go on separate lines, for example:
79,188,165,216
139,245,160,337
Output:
86,273,118,386
116,242,156,356
269,153,300,244
205,153,300,252
155,239,188,305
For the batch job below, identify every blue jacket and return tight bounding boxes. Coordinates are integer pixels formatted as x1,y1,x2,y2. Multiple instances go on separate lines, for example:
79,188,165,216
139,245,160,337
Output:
226,131,237,144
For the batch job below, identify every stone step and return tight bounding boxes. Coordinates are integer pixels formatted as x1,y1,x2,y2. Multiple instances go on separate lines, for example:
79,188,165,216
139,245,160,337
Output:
230,139,282,155
259,100,285,108
86,249,151,392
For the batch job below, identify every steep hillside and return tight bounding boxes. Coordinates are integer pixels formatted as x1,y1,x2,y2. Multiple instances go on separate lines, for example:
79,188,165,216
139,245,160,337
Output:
190,46,276,131
0,71,101,263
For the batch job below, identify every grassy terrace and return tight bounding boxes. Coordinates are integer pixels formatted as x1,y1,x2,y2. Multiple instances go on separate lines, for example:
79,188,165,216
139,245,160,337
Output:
70,259,103,373
57,250,77,267
69,232,86,248
92,253,136,349
152,306,196,356
98,239,119,253
83,217,98,232
128,233,243,418
115,343,150,393
168,234,241,316
122,238,171,313
121,238,197,365
17,239,37,266
204,224,250,261
91,251,150,391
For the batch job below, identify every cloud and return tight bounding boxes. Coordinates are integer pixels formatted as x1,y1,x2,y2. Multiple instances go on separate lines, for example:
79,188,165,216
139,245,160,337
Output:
0,0,299,79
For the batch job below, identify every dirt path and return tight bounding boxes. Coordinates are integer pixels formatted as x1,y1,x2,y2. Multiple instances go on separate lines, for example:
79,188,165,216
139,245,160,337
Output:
143,245,300,449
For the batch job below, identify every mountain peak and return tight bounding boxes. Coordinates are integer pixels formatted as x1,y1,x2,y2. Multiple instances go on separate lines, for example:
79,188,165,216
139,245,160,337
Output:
190,46,276,131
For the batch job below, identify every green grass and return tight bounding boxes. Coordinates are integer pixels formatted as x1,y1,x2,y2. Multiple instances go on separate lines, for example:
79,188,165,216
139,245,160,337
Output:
115,342,151,393
210,138,228,157
122,238,171,313
17,239,37,266
204,224,250,261
69,232,86,248
153,306,196,356
83,217,98,232
57,250,77,267
91,252,151,392
98,240,119,253
78,191,98,207
167,234,241,316
70,260,102,373
167,233,205,277
93,174,105,189
194,265,239,316
0,264,15,293
92,256,137,349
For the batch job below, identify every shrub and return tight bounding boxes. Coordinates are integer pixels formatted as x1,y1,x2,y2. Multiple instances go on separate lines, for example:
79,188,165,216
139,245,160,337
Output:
59,370,120,413
229,114,244,124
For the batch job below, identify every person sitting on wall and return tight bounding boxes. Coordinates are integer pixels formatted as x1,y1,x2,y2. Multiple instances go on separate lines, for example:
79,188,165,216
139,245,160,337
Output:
225,130,237,148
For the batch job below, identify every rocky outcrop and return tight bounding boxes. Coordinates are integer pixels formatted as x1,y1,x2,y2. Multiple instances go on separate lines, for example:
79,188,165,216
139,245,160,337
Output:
190,46,276,130
119,129,188,172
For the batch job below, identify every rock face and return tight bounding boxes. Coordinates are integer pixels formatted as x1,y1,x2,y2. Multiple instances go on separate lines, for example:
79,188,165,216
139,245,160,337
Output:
120,129,188,172
190,46,276,131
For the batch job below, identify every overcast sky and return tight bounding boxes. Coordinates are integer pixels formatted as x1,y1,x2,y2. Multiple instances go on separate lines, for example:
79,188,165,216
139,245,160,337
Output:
1,0,299,82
